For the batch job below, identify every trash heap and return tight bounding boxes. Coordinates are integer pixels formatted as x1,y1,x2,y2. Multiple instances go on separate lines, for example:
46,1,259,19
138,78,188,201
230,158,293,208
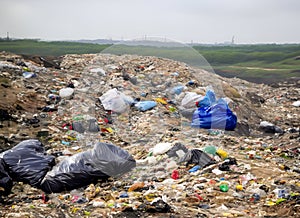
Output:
0,51,299,217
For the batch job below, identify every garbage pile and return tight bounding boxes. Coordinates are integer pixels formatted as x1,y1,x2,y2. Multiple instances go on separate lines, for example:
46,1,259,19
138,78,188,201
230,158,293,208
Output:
0,51,299,217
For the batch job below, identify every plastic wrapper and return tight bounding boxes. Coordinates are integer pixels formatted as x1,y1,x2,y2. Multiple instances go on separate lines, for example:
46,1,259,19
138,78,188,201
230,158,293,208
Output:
1,139,55,188
135,101,157,111
0,158,13,196
40,142,136,193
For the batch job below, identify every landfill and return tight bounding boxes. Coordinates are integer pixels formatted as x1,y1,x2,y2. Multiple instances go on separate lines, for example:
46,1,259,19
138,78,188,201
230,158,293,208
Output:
0,51,299,217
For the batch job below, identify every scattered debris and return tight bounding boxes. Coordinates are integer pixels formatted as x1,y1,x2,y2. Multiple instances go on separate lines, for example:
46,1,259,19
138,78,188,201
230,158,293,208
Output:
0,51,299,217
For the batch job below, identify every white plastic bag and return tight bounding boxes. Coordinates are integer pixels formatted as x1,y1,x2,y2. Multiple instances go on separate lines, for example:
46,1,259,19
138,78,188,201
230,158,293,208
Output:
181,92,203,109
99,89,133,113
152,143,173,156
59,88,74,99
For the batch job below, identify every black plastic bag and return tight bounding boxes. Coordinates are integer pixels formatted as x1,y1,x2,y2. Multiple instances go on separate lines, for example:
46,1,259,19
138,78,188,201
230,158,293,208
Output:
1,139,55,188
167,143,188,158
0,158,13,196
40,142,136,193
218,157,238,171
180,149,215,168
72,119,100,133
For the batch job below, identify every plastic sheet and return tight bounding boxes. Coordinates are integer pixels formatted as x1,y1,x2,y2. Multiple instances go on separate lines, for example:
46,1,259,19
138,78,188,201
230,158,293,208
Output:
1,139,55,187
0,158,13,196
167,143,188,158
40,142,136,193
180,149,215,168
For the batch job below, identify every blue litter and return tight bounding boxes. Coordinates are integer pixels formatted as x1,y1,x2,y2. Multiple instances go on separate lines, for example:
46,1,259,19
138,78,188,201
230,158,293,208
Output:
192,90,237,131
189,165,201,173
171,85,184,95
196,89,216,108
61,141,70,146
135,101,157,111
187,80,195,86
119,192,129,198
22,72,36,79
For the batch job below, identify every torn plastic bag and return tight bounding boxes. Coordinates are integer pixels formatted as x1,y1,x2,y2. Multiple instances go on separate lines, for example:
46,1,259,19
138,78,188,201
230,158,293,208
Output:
167,143,188,158
196,89,216,108
259,121,283,134
0,158,13,195
72,121,85,133
191,99,237,131
40,142,136,193
99,88,133,113
72,119,99,133
1,139,55,187
181,92,203,109
179,149,215,168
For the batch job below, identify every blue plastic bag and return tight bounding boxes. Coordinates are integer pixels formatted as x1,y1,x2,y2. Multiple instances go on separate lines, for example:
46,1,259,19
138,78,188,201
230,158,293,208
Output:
196,89,216,108
191,99,237,131
171,85,185,95
135,101,157,111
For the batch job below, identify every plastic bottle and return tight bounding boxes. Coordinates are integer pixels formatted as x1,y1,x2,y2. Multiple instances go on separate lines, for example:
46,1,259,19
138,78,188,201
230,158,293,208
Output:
217,148,228,159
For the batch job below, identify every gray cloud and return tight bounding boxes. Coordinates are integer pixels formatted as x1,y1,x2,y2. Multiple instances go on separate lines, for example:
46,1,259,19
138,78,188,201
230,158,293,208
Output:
0,0,299,43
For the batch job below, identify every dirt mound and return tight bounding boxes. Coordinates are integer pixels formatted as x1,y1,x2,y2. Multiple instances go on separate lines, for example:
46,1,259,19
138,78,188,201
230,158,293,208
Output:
0,52,299,217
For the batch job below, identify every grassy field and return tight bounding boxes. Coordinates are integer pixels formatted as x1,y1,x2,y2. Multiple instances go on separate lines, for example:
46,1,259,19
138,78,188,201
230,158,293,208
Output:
193,44,300,83
1,39,299,84
0,39,110,56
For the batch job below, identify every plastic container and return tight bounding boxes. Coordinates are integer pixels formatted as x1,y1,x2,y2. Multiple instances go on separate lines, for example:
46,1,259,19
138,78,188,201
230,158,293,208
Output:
217,148,228,159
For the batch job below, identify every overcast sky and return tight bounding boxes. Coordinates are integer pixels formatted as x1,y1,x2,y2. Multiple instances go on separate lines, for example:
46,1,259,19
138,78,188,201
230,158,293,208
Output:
1,0,299,44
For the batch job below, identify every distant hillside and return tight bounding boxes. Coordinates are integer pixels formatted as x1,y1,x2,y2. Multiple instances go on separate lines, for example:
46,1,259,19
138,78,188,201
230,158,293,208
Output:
0,39,110,56
0,39,299,84
193,44,300,84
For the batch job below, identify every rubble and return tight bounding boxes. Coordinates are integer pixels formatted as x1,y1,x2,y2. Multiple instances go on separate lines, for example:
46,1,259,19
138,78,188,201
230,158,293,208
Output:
0,51,299,217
